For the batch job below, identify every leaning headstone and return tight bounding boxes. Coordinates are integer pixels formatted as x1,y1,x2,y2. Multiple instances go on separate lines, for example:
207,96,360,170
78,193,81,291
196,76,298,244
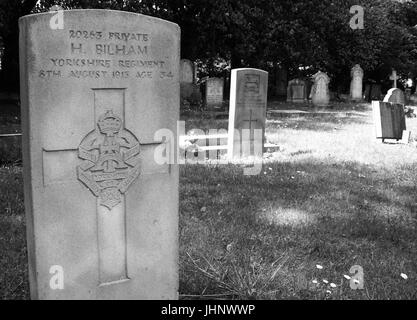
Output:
228,68,268,159
350,64,363,101
383,88,405,105
204,77,224,109
310,71,330,107
372,101,406,141
20,10,179,300
286,79,307,103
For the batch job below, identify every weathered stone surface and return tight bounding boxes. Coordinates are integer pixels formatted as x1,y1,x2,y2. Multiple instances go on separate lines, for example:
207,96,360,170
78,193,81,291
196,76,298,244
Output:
204,77,224,108
383,88,406,105
372,101,406,140
350,64,363,101
20,9,179,300
228,68,268,158
180,60,200,103
180,59,195,84
286,78,307,103
310,71,330,107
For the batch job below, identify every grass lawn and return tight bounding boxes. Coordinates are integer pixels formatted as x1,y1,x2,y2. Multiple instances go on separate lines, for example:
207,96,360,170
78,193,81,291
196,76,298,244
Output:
1,102,417,299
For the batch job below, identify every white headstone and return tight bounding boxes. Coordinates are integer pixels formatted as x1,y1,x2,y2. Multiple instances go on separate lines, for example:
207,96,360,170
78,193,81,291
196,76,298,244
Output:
19,10,180,300
390,70,399,88
311,71,330,107
350,64,363,101
228,68,268,159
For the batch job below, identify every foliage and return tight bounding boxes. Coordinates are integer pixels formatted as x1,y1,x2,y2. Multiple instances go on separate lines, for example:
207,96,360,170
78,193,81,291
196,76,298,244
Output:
0,0,417,92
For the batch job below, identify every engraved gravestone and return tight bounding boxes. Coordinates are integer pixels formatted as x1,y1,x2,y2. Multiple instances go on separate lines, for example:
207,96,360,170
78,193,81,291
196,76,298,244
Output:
310,71,330,107
180,59,199,103
350,64,363,101
19,10,179,300
228,68,268,159
287,78,307,103
205,77,224,108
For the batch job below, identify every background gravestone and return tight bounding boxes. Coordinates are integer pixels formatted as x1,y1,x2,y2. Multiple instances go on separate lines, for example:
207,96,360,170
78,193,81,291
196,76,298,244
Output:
286,78,307,103
383,88,406,105
204,77,224,109
180,59,200,104
20,10,179,300
350,64,363,101
372,101,406,140
310,71,330,107
228,68,268,159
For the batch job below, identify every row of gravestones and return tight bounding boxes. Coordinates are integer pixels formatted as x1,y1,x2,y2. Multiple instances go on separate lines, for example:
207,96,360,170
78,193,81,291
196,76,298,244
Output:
19,10,270,300
180,59,225,109
275,65,417,106
183,63,367,108
15,8,415,301
286,65,364,106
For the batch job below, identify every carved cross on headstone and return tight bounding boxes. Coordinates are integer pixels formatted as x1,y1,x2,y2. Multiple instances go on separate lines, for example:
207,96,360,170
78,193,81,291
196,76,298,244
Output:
243,109,258,141
390,70,399,88
43,89,166,286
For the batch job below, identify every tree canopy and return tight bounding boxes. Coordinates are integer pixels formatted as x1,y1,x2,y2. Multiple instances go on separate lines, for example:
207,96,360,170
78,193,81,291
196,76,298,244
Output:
1,0,417,92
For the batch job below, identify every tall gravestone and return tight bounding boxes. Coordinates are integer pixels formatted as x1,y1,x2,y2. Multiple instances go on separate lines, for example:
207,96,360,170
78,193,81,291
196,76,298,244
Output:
310,71,330,107
350,64,363,101
228,68,268,159
20,10,179,300
205,77,224,109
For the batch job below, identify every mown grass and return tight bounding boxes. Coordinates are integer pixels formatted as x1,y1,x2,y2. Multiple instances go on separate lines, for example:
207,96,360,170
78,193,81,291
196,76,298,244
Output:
1,102,416,299
180,103,417,299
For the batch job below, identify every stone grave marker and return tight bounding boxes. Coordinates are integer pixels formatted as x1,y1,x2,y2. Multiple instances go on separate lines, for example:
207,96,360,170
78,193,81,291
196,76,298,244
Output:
180,59,199,103
180,59,194,84
205,77,224,108
228,68,268,158
286,78,307,103
383,88,406,105
310,71,330,107
372,101,406,141
20,10,179,300
390,69,399,88
350,64,363,101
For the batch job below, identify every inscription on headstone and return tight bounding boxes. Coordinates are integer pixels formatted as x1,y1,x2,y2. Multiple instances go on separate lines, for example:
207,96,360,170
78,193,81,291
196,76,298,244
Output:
205,77,224,108
228,68,268,159
20,10,179,300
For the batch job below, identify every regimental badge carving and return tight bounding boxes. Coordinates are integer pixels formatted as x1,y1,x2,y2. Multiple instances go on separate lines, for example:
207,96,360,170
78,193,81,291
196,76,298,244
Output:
77,110,141,210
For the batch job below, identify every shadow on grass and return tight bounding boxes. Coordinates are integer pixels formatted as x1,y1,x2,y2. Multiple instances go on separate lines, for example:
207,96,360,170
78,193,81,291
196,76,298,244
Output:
1,157,416,300
179,160,417,300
